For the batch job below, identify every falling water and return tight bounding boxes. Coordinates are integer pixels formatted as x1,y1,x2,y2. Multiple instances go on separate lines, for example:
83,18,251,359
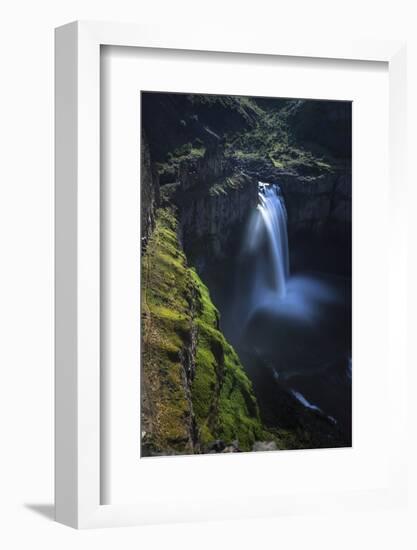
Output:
242,182,290,312
258,182,289,296
229,182,350,434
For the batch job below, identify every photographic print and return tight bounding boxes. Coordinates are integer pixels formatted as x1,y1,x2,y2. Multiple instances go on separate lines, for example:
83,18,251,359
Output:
141,92,352,457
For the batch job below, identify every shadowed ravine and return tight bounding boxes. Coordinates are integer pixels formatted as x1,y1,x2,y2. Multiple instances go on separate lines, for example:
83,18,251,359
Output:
141,93,352,455
218,182,352,444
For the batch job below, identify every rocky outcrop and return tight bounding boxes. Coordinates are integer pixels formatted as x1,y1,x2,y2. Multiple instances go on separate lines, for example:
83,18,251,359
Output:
142,94,352,263
235,156,351,240
177,139,227,190
252,441,278,452
179,173,258,268
141,131,159,252
159,148,351,276
141,94,353,455
279,171,351,239
162,145,258,269
141,93,258,162
141,207,273,457
286,99,352,159
206,439,241,453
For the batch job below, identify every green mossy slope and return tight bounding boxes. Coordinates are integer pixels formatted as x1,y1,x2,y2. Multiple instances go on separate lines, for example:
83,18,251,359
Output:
141,207,271,455
141,208,196,455
190,269,270,450
225,103,333,174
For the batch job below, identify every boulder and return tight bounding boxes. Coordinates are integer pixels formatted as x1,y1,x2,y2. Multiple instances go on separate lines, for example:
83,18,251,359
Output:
252,441,278,452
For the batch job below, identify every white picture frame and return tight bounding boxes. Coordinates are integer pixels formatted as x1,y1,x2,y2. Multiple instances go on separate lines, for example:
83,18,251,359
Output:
55,20,407,529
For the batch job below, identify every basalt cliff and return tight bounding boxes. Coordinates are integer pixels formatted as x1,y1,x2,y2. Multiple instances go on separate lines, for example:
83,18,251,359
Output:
141,94,352,455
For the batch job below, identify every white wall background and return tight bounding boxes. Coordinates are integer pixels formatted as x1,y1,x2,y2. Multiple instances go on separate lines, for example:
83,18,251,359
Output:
0,0,416,548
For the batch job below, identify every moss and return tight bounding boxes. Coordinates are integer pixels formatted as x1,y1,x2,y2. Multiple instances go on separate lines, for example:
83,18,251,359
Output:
141,208,196,454
156,142,206,181
171,142,206,160
142,207,274,455
232,150,262,161
189,267,270,452
187,94,263,123
224,105,334,175
208,174,250,197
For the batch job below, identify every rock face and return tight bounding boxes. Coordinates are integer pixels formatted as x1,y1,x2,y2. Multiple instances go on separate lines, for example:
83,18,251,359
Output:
279,171,352,240
140,94,352,455
141,92,258,162
141,131,159,252
286,99,352,159
142,94,352,266
179,174,258,267
252,441,278,452
235,156,351,242
160,149,351,278
165,146,258,269
206,439,241,453
141,207,271,456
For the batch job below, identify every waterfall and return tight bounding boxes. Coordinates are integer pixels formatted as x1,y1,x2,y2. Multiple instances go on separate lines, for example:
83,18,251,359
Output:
242,182,289,314
232,182,349,433
291,390,337,425
258,182,289,296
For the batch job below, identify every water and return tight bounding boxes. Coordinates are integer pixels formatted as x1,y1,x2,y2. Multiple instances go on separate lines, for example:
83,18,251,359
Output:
257,182,289,295
243,183,289,308
232,181,351,439
242,182,345,328
291,390,337,425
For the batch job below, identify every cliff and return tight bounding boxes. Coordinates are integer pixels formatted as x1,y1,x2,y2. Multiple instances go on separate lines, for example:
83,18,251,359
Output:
162,145,258,268
143,94,352,272
141,207,272,455
141,92,260,163
141,93,352,454
141,131,159,251
235,156,351,241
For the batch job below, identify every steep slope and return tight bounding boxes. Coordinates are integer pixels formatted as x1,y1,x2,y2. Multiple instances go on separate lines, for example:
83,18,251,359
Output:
143,93,351,267
141,207,272,455
141,92,262,164
141,93,352,454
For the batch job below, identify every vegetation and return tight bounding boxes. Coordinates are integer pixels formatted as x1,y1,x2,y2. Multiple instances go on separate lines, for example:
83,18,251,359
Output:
155,140,206,181
141,208,196,454
224,103,333,173
146,94,335,181
187,93,264,125
141,93,352,455
141,207,273,454
190,269,272,450
208,173,252,197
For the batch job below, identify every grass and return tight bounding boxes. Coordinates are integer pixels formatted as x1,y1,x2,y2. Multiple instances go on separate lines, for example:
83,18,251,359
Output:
156,142,206,181
225,105,334,174
155,96,335,185
208,173,251,197
187,94,263,122
189,266,271,451
142,207,273,454
141,208,196,454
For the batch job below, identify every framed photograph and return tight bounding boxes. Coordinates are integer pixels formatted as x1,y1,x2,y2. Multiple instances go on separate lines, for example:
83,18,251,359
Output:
55,21,407,528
